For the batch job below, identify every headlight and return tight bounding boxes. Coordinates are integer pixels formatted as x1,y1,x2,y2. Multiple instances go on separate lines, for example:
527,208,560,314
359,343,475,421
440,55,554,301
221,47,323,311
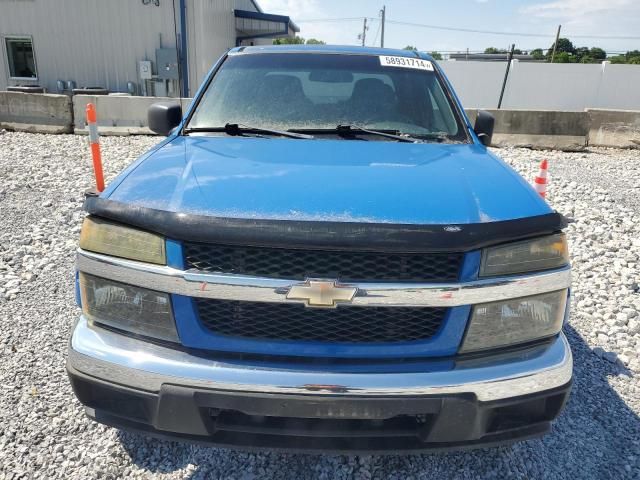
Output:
480,233,569,277
79,273,179,342
79,217,166,264
460,289,568,353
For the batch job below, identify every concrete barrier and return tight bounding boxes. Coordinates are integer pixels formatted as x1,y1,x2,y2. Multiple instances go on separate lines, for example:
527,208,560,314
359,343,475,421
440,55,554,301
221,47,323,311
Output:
72,95,192,135
466,109,588,150
4,91,640,150
0,92,73,133
586,109,640,148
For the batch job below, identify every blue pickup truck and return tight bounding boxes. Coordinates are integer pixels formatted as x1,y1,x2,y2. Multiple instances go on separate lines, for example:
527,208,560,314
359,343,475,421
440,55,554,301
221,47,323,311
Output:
67,45,572,453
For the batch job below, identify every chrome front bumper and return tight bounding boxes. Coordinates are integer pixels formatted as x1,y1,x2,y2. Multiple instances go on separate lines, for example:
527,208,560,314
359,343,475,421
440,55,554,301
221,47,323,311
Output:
72,241,573,451
72,247,573,401
68,316,573,403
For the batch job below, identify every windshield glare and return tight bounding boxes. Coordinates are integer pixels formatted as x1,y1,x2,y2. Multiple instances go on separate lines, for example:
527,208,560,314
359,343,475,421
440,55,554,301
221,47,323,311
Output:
188,53,467,140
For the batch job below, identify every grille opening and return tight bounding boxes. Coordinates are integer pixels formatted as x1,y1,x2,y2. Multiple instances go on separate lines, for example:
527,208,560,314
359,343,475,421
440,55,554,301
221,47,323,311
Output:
195,299,447,344
184,242,463,282
210,410,434,439
487,393,567,433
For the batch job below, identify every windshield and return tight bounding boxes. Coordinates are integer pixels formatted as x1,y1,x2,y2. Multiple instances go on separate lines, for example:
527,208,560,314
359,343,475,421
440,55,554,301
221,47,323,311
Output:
187,53,468,141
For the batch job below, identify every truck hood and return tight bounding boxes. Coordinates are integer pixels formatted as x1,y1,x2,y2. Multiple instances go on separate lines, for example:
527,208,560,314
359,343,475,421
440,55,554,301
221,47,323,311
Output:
105,136,551,225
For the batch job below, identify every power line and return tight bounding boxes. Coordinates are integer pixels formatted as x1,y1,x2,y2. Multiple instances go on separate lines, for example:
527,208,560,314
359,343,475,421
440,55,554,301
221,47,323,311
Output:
571,34,640,40
371,19,382,47
386,19,640,40
296,17,640,41
385,19,551,37
297,17,367,23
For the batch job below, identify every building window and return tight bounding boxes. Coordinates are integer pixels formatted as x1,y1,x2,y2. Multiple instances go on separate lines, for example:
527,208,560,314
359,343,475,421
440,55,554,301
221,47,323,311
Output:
5,36,37,79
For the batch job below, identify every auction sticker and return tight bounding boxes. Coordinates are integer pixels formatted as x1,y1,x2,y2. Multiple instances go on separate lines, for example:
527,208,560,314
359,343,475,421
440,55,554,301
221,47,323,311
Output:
379,56,434,71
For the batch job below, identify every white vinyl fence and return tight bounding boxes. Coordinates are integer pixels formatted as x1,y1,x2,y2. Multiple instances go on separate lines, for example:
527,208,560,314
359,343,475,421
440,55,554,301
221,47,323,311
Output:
440,61,640,111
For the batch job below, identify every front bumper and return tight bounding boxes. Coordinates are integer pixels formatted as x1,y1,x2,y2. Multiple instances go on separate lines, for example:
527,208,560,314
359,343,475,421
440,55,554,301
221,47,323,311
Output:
67,317,573,453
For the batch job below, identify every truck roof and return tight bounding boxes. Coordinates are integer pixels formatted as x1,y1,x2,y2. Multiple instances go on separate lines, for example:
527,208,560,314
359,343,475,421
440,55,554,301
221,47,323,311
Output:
230,44,436,61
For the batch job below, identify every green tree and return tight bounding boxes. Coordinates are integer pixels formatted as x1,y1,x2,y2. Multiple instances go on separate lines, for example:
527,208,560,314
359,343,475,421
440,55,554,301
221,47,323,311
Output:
608,50,640,64
403,45,418,51
429,51,443,60
574,46,589,62
273,37,326,45
553,52,574,63
548,38,575,56
589,47,606,60
609,55,628,64
626,50,640,61
273,37,305,45
530,48,545,60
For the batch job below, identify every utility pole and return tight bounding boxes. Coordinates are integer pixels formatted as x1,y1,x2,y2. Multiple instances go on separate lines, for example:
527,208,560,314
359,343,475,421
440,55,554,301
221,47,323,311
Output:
361,17,367,46
550,25,561,63
497,44,516,109
380,6,386,48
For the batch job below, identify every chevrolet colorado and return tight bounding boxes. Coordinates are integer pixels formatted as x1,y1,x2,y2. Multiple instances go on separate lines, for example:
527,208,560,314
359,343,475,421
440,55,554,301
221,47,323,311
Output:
67,45,572,453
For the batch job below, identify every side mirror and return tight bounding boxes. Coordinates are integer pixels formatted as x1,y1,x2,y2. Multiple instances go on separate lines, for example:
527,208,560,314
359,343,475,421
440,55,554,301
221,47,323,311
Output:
148,102,182,136
474,110,495,147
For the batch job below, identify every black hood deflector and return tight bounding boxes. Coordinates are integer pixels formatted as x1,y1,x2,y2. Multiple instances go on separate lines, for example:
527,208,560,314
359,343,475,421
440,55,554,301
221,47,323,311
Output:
84,195,567,253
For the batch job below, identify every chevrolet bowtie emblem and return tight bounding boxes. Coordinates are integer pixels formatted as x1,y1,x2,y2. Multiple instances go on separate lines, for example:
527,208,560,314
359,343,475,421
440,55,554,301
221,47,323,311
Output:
286,280,357,308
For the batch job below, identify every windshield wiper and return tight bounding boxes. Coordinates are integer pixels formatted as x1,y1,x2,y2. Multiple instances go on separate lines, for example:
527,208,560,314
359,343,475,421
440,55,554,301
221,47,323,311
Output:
183,123,314,139
316,125,422,143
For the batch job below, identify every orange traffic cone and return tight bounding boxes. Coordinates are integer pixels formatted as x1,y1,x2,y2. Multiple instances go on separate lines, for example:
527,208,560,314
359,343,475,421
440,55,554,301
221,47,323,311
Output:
534,159,548,198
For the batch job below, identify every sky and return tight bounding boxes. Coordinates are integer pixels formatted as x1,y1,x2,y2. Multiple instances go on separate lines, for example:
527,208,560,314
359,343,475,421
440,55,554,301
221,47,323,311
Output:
258,0,640,55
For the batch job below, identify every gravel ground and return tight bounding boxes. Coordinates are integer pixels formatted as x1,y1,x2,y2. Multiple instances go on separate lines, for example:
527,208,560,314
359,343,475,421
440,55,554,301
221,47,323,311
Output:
0,131,638,479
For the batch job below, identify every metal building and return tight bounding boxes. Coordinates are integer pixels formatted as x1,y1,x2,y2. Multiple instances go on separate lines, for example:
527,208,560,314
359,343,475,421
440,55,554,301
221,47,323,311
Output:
0,0,299,96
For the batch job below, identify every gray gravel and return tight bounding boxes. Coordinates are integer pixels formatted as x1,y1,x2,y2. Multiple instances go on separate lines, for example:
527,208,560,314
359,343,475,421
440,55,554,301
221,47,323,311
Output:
0,132,639,479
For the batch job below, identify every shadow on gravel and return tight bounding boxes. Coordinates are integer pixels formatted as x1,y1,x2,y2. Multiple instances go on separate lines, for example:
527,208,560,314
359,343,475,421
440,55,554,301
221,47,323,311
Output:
117,325,639,479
